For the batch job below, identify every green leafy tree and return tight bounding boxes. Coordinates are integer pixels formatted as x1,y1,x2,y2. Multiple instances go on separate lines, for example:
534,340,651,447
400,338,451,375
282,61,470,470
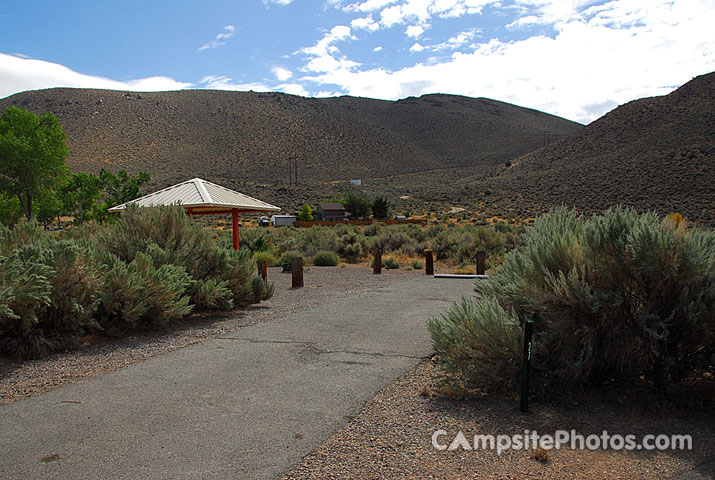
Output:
342,192,370,219
35,189,63,229
0,107,70,220
371,197,390,219
298,203,313,221
99,169,150,207
0,193,22,227
60,173,103,225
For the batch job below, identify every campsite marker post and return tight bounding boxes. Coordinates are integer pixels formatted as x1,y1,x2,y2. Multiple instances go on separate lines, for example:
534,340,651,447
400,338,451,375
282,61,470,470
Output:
520,318,534,413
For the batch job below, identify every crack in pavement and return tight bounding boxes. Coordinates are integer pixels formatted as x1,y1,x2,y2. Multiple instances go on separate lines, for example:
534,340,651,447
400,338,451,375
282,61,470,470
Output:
216,336,430,360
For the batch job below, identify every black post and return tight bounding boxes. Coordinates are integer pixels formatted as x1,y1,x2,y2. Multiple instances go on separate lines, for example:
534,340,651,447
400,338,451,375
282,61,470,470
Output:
520,318,534,413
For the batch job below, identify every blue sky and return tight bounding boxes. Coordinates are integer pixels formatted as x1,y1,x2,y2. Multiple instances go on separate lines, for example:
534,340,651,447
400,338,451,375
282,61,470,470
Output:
1,0,714,123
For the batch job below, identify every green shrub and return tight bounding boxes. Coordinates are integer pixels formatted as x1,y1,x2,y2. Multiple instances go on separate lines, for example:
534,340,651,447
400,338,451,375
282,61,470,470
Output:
383,257,400,269
0,207,273,359
0,243,54,358
278,249,303,265
313,250,339,266
253,251,278,267
429,296,522,395
431,207,715,396
337,231,368,263
297,226,338,257
36,240,103,349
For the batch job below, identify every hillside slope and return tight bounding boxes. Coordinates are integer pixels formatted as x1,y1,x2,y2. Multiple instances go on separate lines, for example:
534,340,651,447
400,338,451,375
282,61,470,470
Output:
458,72,714,226
0,88,581,209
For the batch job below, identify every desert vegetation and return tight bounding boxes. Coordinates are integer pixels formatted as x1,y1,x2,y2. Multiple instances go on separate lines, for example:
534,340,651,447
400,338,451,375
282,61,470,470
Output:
0,205,272,359
429,207,715,400
242,221,521,270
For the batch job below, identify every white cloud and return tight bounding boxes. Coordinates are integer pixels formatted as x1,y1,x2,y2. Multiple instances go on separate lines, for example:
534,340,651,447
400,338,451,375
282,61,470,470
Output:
373,45,384,51
344,0,399,13
346,0,494,29
278,83,310,96
272,66,293,81
299,25,361,74
0,53,191,99
198,75,271,91
433,28,480,50
406,25,425,37
409,42,426,52
302,0,715,123
198,25,236,52
351,16,380,31
263,0,294,5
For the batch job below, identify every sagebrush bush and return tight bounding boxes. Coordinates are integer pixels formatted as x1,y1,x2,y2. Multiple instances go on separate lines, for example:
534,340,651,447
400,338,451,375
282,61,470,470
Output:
279,249,303,265
313,250,339,266
431,207,715,396
383,257,400,269
253,251,278,268
429,296,523,395
411,260,423,269
337,231,368,263
0,206,272,359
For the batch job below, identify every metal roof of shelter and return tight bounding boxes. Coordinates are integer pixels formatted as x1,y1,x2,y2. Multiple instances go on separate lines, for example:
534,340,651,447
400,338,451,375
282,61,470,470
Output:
108,178,281,214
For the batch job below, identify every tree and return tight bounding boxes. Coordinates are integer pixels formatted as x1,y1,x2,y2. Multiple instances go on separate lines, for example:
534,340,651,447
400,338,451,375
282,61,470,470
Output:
99,169,150,207
371,197,390,219
298,203,313,221
342,192,370,219
35,189,63,229
60,173,103,225
0,192,22,227
0,107,70,220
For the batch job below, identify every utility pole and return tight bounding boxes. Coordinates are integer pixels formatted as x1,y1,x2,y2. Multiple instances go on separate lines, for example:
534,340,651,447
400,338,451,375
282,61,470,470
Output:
288,157,298,186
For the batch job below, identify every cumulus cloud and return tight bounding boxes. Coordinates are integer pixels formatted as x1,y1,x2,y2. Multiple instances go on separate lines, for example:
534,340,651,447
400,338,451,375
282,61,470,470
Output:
406,24,426,37
198,25,236,52
351,16,380,31
303,0,715,123
409,42,426,52
0,53,192,99
272,66,293,81
299,25,360,74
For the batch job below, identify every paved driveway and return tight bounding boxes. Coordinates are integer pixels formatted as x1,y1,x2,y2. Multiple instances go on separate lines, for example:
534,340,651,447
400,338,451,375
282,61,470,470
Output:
0,275,475,479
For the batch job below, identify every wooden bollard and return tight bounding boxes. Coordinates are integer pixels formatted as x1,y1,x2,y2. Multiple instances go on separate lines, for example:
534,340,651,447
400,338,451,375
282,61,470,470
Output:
425,249,434,275
291,257,304,288
476,250,486,275
257,260,268,282
373,249,382,274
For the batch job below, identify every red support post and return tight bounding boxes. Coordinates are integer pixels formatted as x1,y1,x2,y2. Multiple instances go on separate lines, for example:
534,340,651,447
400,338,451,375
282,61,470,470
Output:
232,209,239,251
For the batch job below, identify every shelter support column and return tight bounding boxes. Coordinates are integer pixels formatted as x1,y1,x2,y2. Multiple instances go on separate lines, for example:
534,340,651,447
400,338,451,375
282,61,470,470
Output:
232,208,239,251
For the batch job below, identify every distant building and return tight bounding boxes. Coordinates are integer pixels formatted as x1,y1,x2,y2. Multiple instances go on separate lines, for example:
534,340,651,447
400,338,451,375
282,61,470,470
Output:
350,179,362,185
316,202,349,221
271,215,297,227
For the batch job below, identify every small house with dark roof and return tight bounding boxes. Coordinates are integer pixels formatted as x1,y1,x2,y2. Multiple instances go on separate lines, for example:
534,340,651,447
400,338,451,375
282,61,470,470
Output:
316,202,349,221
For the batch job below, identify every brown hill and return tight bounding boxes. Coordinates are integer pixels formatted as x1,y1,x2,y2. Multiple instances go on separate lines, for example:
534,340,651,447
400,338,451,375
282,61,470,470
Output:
0,88,581,210
447,71,714,226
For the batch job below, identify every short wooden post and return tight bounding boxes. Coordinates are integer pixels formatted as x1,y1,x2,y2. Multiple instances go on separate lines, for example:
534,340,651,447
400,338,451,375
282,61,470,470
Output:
373,249,382,274
291,257,304,288
476,250,486,275
257,260,268,282
425,249,434,275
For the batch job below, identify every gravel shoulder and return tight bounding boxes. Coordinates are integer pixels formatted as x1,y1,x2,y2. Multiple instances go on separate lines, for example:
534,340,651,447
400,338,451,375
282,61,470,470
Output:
0,265,419,405
284,360,715,480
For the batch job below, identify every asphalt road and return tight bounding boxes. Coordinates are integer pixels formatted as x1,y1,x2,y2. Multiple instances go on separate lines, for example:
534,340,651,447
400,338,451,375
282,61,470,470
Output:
0,275,476,479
